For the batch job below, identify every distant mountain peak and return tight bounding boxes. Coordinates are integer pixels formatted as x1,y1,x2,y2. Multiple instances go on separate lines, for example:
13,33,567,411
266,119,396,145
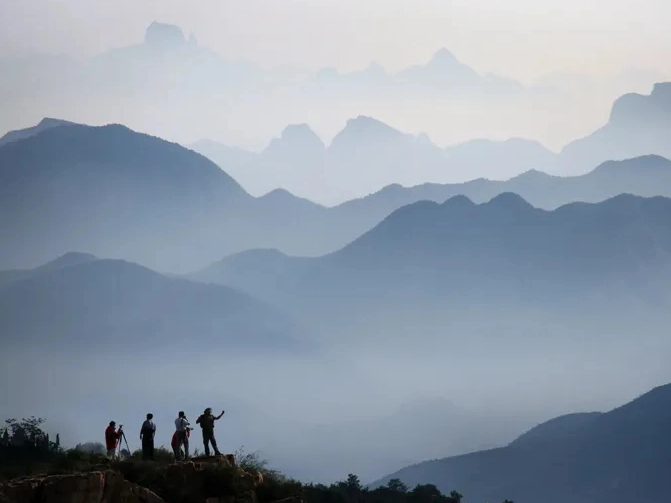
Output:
35,251,99,272
348,115,385,126
144,21,186,47
342,116,401,136
259,187,310,203
0,117,80,147
365,62,386,74
486,192,535,211
264,123,326,155
261,188,294,198
280,123,321,142
430,47,459,65
651,81,671,100
414,132,434,146
591,155,671,175
37,117,75,127
511,168,553,180
608,81,671,124
441,194,476,210
329,116,405,150
55,251,98,262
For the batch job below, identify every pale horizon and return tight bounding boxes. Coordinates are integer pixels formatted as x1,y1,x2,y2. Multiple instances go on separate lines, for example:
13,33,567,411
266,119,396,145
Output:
1,0,670,83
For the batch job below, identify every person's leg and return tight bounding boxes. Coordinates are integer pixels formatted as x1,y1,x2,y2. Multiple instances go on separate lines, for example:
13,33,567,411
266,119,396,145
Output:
149,438,155,460
210,433,221,455
177,431,188,459
107,448,115,459
203,433,211,456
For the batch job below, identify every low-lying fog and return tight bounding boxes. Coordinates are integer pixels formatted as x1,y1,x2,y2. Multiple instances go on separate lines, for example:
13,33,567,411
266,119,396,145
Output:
2,333,670,483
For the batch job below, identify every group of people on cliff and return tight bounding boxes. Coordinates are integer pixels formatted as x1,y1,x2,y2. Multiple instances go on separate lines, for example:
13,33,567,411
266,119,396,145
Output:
105,408,225,460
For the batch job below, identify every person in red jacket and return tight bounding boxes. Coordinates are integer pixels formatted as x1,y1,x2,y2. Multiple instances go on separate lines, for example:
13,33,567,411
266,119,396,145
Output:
105,421,122,458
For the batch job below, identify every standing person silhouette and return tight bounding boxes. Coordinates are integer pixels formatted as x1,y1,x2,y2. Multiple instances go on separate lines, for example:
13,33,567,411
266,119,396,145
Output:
140,413,156,460
105,421,122,458
174,411,191,460
195,408,224,456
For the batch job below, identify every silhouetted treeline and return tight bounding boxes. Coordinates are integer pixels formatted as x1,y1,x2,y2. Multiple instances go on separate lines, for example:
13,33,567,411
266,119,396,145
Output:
0,417,61,466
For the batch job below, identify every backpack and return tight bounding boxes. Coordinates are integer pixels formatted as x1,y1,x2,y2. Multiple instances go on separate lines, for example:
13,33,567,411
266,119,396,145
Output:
197,414,215,429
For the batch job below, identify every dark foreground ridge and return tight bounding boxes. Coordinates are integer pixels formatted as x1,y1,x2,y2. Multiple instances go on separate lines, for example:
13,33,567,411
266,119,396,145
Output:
0,455,509,503
0,418,513,503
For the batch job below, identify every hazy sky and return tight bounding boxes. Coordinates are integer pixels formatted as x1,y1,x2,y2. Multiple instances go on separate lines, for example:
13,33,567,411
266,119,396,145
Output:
1,0,670,83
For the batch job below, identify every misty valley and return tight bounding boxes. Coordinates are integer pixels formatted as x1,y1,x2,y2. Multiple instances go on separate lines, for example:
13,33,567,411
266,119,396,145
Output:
2,12,671,503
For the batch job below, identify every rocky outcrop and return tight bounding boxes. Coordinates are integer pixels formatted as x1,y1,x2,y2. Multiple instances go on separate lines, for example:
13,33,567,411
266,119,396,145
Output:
0,454,272,503
0,470,164,503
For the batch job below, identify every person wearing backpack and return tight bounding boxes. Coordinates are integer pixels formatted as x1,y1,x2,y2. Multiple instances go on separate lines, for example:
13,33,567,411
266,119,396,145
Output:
195,407,224,456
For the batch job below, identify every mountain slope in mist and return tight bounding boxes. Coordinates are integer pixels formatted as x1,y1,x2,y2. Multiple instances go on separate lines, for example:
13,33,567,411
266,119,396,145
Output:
196,192,671,312
330,154,671,223
0,117,78,146
371,383,671,503
0,251,97,289
276,397,533,484
312,48,527,98
5,118,671,276
559,82,671,174
192,83,671,202
193,193,671,366
0,121,252,272
0,120,346,273
0,254,310,355
191,116,557,202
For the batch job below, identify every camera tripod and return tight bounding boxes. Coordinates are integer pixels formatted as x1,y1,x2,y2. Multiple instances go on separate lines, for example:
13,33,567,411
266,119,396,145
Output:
116,426,131,458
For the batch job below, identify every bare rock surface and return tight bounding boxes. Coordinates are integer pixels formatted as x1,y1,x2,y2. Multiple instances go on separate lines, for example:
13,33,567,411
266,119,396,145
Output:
0,470,164,503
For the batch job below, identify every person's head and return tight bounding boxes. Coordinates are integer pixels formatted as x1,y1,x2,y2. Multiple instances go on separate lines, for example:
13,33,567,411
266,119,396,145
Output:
204,407,212,415
179,411,185,418
146,413,153,420
109,421,116,427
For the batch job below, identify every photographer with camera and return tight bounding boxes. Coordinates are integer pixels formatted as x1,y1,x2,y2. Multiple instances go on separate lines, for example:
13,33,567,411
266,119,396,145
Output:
105,421,122,459
174,411,192,460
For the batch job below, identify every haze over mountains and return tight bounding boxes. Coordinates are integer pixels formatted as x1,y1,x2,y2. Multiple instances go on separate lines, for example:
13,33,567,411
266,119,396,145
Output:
3,5,671,500
0,252,308,355
191,83,671,203
5,78,670,207
3,112,671,273
191,116,559,203
1,20,665,156
192,193,671,358
372,383,671,503
560,82,671,174
0,249,538,483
